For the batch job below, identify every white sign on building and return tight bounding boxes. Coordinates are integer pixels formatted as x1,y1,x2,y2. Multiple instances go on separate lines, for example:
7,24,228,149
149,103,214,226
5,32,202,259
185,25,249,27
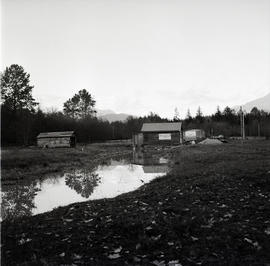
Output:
158,133,171,140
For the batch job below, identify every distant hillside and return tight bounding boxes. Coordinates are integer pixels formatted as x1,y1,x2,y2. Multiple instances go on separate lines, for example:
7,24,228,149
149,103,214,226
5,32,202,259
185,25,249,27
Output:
235,92,270,112
99,113,132,122
96,109,132,122
96,109,115,116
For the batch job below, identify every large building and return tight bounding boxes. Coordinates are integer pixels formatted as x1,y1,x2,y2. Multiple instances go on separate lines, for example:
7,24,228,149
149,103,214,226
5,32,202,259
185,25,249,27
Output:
135,122,183,146
37,131,76,148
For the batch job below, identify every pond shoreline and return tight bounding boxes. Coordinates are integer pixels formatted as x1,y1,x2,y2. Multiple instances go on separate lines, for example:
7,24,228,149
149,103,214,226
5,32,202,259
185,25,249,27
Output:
2,141,270,265
2,148,171,219
1,143,133,183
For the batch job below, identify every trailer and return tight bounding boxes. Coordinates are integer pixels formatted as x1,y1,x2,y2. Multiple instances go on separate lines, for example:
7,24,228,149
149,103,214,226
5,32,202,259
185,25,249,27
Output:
183,129,205,143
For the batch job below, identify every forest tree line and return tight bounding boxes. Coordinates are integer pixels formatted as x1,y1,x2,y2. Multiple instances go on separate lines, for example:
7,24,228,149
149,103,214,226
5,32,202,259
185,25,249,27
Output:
1,64,270,146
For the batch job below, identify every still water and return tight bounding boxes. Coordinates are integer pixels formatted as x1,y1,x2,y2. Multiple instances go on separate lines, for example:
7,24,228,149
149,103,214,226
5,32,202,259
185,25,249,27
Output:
1,152,169,220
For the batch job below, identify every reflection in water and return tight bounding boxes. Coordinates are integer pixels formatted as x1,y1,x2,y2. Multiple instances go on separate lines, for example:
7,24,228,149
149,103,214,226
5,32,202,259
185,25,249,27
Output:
132,150,169,174
1,152,169,220
65,170,101,198
1,182,41,220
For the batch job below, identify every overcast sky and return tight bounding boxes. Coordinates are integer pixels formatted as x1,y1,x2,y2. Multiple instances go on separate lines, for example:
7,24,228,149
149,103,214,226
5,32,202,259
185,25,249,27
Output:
1,0,270,118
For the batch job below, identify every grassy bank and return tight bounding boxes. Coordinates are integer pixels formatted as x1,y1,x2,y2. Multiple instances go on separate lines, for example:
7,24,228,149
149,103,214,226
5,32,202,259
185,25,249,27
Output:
2,141,270,265
1,143,132,182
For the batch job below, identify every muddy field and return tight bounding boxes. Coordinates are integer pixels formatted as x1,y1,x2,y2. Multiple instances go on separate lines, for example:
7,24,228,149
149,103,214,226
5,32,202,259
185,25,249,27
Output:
2,141,270,265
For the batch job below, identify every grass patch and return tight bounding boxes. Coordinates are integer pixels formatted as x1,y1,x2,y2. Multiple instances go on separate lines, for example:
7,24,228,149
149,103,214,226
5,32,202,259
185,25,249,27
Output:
1,143,132,182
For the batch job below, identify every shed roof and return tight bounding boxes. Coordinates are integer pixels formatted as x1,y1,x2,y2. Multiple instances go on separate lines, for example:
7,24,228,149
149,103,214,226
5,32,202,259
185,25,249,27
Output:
184,129,204,132
141,122,182,132
37,131,75,138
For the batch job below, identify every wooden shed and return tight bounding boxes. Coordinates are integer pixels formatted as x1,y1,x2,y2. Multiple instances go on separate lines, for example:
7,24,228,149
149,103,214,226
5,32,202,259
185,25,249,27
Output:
140,122,183,145
132,133,144,148
37,131,76,148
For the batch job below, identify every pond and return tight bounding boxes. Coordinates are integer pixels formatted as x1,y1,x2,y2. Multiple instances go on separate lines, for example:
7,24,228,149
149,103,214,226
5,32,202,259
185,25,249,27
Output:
1,151,169,220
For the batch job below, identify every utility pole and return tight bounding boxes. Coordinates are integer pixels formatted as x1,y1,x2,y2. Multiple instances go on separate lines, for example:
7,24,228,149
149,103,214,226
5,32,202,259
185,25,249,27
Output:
112,124,115,139
240,106,245,140
240,107,243,138
242,109,245,139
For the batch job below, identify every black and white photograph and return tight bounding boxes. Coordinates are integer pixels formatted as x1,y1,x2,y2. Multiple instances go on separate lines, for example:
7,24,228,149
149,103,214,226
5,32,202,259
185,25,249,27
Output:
1,0,270,265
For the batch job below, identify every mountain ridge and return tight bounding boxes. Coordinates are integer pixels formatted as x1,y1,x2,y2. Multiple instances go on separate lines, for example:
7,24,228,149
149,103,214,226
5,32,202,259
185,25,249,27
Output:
236,92,270,112
96,109,132,122
95,92,270,122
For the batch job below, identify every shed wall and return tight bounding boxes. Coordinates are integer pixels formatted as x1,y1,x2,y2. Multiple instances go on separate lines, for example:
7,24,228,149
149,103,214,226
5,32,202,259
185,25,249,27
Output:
143,132,181,145
133,133,144,147
37,137,72,148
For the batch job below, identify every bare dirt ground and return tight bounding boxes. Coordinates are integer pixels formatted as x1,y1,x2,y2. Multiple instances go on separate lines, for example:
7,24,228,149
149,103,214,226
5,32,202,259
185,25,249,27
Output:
2,141,270,265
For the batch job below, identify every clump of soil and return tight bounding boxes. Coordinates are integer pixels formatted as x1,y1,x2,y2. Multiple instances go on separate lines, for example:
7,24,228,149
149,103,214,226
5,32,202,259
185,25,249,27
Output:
198,138,223,145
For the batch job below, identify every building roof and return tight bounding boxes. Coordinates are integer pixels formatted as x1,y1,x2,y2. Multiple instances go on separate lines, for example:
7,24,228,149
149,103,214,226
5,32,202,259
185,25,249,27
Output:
184,129,204,132
141,122,182,132
37,131,75,138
